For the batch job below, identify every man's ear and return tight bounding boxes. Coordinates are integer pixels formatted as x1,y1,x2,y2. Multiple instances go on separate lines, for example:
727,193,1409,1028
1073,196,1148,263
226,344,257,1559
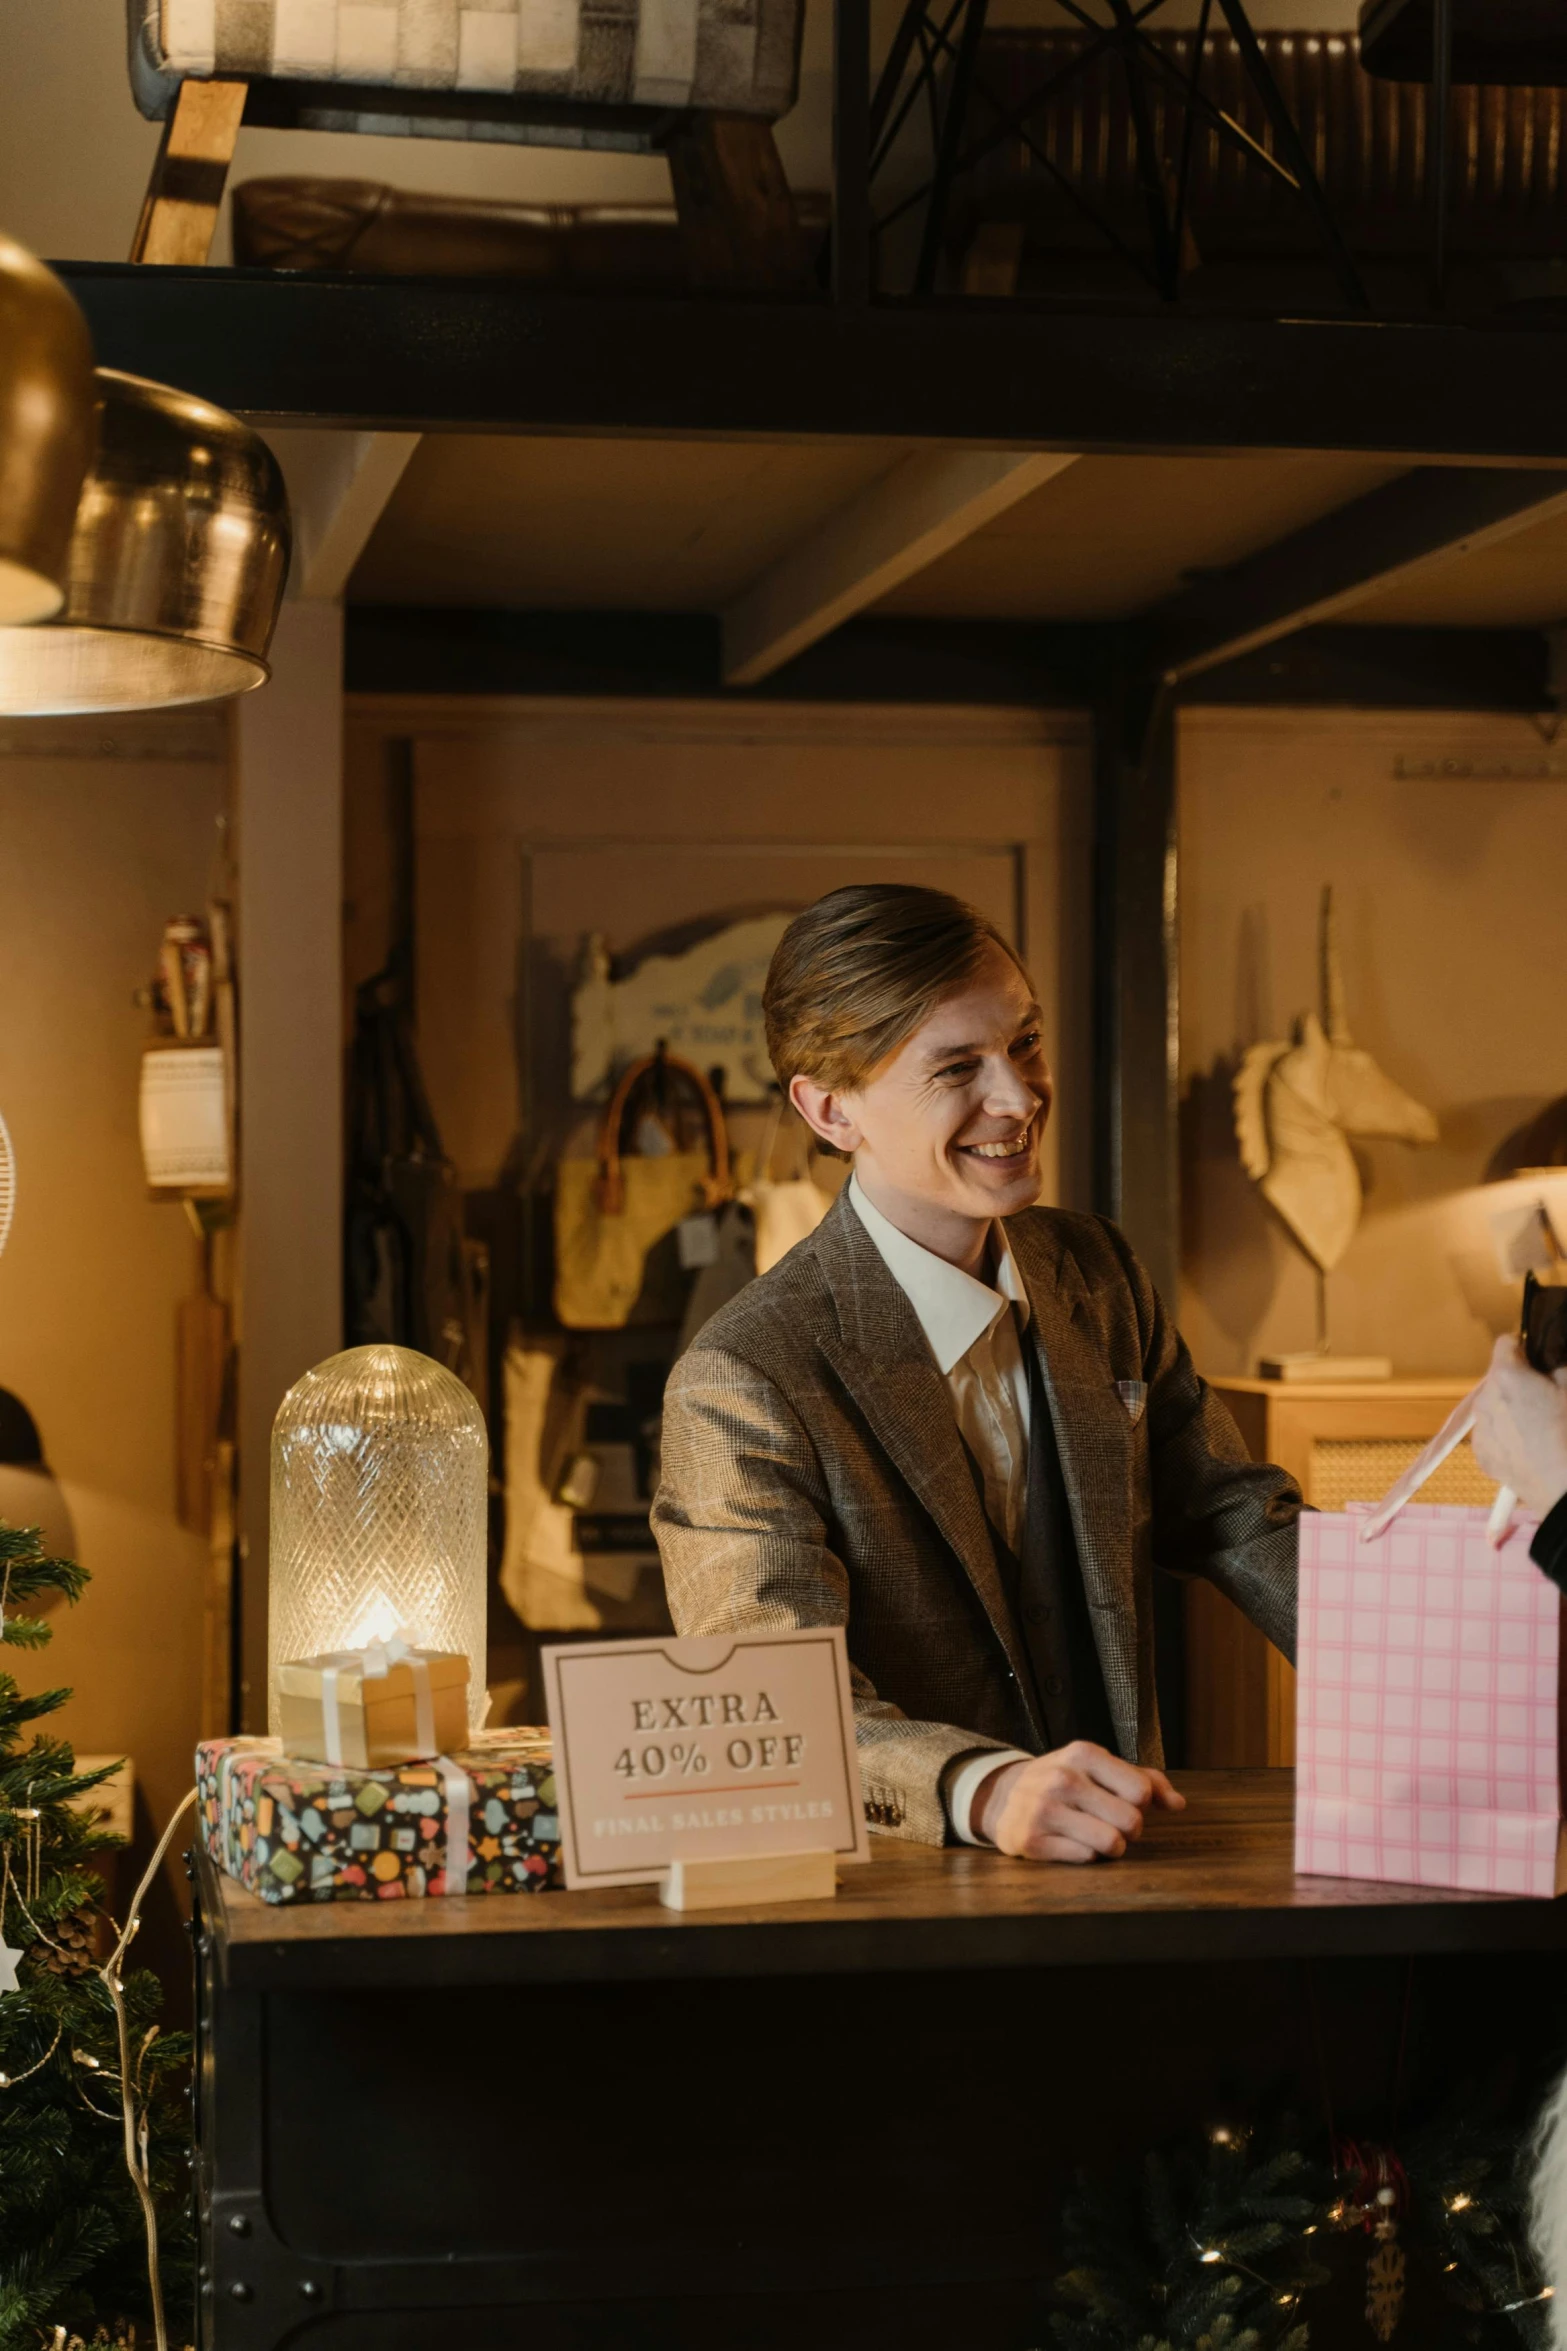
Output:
789,1073,862,1156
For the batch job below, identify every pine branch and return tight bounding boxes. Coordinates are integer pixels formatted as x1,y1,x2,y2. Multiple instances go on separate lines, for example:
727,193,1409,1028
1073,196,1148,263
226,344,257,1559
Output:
0,1521,193,2349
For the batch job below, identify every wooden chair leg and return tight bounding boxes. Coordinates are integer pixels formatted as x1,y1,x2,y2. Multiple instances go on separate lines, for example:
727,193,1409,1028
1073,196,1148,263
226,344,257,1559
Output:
131,78,247,266
664,114,810,292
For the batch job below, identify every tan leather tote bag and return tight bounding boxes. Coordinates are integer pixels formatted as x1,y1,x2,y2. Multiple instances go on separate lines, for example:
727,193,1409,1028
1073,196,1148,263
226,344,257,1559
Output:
553,1050,732,1330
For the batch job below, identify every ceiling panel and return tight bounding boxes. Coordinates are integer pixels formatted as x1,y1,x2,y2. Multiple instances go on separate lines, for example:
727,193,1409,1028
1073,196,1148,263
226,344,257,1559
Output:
1350,506,1567,627
872,452,1407,619
350,432,904,609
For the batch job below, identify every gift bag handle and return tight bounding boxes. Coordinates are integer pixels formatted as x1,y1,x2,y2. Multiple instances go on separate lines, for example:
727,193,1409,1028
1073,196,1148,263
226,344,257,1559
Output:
595,1047,732,1216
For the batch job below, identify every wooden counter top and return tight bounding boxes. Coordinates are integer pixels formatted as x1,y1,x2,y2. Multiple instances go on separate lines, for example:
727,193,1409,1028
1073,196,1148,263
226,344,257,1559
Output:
203,1770,1567,1990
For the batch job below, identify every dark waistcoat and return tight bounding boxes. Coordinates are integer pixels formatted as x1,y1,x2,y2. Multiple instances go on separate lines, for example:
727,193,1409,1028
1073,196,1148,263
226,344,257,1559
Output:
965,1334,1116,1754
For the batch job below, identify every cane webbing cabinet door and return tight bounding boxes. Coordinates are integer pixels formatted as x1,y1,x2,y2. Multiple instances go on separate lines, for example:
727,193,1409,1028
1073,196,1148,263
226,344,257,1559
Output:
1185,1379,1495,1769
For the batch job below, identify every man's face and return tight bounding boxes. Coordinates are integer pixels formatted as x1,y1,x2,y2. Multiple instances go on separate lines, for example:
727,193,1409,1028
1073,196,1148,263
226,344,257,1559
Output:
792,941,1054,1238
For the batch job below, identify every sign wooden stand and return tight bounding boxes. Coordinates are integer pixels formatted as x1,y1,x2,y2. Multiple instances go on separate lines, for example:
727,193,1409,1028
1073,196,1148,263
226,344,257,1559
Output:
661,1849,837,1911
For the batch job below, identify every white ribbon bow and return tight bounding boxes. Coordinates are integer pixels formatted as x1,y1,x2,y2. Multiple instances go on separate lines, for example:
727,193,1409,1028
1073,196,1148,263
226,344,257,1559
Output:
318,1628,437,1765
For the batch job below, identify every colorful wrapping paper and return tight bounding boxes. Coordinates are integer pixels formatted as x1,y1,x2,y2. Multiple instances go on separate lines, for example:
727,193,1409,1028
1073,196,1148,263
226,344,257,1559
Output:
1295,1505,1564,1899
198,1730,562,1904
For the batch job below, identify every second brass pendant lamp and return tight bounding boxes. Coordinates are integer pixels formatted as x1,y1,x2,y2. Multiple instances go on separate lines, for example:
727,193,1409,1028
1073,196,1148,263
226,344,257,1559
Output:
0,231,97,625
0,235,291,714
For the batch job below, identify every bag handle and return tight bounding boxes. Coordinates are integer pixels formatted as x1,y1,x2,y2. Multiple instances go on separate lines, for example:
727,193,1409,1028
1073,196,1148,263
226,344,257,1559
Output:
595,1046,732,1216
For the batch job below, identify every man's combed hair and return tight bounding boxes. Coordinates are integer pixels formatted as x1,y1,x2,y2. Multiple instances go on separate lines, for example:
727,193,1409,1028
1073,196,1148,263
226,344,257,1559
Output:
763,884,1023,1092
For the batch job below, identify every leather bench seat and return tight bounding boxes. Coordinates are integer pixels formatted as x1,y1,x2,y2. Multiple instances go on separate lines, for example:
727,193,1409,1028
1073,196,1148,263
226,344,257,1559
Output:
232,175,827,280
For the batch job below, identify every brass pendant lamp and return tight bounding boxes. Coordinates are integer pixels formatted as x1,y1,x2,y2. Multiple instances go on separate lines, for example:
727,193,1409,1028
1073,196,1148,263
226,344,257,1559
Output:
0,369,292,715
0,232,97,625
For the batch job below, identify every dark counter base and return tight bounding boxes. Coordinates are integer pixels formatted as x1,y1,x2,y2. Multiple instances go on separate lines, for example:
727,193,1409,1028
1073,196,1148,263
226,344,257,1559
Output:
195,1773,1567,2349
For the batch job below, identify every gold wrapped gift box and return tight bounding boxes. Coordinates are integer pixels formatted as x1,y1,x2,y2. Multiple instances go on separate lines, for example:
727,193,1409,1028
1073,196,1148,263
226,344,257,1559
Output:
277,1648,469,1768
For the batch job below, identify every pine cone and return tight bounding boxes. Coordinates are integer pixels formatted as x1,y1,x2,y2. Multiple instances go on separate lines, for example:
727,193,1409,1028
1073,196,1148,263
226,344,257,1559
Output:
35,1901,99,1978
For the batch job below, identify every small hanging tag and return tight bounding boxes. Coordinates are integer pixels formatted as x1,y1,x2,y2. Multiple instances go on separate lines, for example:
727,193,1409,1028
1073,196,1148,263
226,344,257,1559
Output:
678,1212,720,1270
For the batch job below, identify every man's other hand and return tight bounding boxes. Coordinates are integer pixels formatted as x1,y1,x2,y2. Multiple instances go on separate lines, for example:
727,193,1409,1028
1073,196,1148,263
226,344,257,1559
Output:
974,1740,1185,1862
1474,1336,1567,1518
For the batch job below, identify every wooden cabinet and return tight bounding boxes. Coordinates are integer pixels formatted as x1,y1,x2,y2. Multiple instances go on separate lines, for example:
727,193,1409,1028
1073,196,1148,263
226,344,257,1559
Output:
1186,1378,1495,1769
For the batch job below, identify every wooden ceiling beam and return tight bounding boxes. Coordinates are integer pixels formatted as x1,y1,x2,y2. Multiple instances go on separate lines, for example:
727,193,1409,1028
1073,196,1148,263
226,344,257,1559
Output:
63,267,1567,463
1150,464,1567,684
721,449,1079,685
265,428,423,601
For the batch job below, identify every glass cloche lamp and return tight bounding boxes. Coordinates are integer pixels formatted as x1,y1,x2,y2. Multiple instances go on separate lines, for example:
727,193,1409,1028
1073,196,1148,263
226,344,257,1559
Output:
267,1344,488,1736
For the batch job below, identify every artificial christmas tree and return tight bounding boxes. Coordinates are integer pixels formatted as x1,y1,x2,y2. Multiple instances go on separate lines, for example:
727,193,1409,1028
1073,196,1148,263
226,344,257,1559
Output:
0,1521,192,2351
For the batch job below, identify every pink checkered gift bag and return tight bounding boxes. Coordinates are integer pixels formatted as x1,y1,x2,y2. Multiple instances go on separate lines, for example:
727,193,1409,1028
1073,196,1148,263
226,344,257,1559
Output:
1295,1504,1565,1898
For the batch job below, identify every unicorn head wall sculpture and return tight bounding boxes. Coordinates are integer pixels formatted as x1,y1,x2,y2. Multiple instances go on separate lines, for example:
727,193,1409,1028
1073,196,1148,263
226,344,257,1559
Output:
1233,886,1438,1281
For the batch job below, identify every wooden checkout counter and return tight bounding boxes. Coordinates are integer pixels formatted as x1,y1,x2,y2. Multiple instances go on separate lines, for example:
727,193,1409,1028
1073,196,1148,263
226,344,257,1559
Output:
192,1771,1567,2350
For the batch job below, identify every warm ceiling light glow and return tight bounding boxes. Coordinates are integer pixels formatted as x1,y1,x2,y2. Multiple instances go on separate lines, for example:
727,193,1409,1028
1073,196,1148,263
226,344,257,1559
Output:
0,370,290,714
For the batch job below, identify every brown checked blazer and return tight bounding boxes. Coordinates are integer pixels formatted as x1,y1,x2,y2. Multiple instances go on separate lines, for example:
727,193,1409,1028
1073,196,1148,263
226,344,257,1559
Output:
652,1188,1301,1846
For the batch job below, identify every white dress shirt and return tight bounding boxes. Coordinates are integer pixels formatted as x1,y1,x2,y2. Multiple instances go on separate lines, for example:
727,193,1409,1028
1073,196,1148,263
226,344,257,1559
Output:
848,1176,1035,1843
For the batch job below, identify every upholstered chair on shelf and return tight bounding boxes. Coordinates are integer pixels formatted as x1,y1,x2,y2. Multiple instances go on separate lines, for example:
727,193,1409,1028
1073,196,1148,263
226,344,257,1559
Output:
125,0,809,288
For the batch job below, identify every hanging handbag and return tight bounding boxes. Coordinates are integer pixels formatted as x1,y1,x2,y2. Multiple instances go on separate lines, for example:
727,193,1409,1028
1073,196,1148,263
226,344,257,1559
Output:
553,1049,732,1330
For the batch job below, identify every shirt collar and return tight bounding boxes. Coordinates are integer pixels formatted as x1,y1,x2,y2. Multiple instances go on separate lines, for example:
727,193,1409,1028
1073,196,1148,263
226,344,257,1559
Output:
848,1173,1030,1376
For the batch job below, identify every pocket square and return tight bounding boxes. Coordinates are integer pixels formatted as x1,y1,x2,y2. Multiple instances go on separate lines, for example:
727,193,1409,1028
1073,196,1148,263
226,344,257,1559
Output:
1117,1379,1147,1424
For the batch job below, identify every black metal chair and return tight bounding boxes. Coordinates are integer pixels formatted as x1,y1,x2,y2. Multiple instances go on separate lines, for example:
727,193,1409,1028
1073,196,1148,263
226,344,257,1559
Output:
865,0,1370,311
1359,0,1567,301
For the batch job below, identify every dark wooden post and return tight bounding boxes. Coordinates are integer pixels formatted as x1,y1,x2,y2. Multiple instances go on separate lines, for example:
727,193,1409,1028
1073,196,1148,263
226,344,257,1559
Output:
833,0,873,304
1093,640,1185,1759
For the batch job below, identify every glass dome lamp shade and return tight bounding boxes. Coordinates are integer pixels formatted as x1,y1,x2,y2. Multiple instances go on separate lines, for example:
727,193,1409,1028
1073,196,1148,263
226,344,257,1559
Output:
0,232,97,625
268,1345,488,1737
0,368,291,714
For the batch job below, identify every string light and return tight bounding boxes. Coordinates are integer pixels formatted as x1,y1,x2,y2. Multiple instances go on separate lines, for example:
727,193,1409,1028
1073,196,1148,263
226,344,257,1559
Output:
98,1783,197,2351
0,2020,62,2090
1447,2192,1474,2213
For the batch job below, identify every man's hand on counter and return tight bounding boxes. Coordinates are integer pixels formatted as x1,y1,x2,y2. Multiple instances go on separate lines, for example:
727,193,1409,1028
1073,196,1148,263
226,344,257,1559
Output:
973,1742,1186,1862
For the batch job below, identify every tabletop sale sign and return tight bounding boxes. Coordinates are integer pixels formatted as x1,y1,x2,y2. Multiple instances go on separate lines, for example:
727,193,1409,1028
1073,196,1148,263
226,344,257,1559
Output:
542,1628,870,1890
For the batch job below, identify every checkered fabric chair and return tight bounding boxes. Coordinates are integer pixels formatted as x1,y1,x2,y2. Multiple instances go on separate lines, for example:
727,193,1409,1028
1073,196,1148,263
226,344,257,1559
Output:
127,0,808,282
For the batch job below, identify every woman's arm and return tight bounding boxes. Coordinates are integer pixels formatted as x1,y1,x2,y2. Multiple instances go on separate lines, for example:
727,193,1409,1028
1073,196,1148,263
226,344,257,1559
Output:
1473,1336,1567,1590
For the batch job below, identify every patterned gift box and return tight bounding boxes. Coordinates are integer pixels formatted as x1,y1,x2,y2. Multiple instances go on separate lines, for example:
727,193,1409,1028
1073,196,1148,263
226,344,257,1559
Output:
197,1728,562,1903
1296,1505,1566,1899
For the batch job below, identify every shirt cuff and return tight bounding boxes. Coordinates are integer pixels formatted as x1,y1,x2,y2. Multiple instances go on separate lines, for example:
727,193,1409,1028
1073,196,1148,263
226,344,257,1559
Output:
946,1748,1032,1846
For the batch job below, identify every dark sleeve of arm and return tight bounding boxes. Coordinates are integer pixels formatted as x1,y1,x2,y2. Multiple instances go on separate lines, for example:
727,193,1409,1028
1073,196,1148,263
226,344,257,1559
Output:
1531,1495,1567,1594
1098,1218,1302,1663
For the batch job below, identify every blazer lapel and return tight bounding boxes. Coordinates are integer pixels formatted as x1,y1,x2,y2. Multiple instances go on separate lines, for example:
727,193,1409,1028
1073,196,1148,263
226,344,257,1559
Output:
812,1194,1041,1722
1008,1217,1139,1734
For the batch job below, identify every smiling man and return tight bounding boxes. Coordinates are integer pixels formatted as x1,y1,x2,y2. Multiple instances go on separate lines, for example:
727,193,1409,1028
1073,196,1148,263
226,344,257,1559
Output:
652,885,1301,1858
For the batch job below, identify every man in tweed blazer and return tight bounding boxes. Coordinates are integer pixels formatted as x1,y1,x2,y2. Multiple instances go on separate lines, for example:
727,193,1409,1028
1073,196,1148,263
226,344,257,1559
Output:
654,886,1301,1857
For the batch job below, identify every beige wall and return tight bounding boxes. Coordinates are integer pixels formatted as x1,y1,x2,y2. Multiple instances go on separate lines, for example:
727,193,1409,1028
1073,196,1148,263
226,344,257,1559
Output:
1178,707,1567,1380
0,714,227,1932
347,695,1095,1211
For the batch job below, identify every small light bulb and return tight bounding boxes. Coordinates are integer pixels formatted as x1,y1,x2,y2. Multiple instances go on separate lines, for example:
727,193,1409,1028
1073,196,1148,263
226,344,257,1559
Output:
1199,2248,1223,2266
0,2071,10,2088
1448,2192,1473,2213
1210,2124,1233,2145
